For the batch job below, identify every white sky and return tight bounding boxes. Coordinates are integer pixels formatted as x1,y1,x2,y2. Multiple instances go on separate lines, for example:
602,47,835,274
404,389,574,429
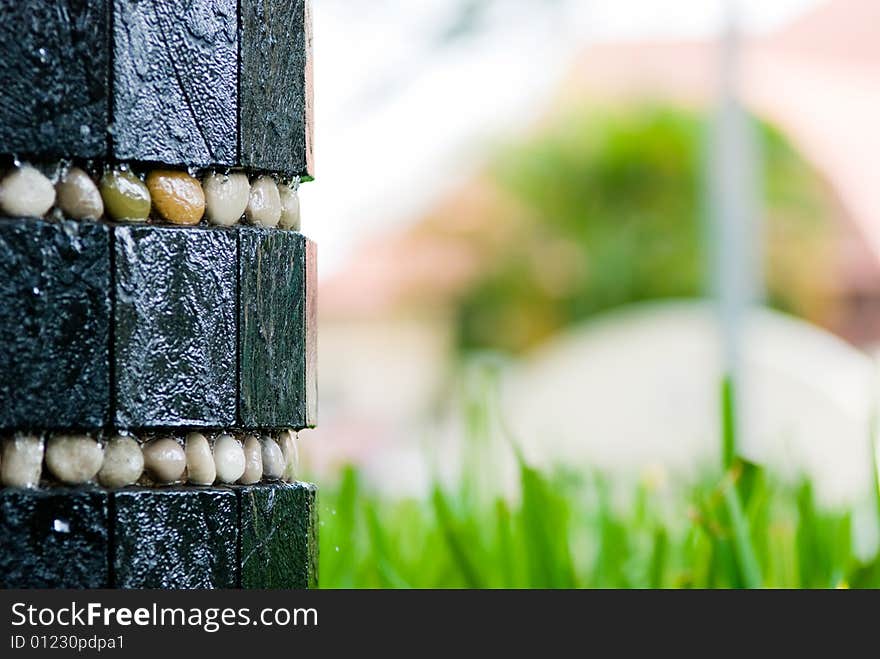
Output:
302,0,826,276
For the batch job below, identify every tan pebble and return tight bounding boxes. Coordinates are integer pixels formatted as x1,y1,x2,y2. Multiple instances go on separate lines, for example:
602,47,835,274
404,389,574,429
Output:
98,435,143,487
203,172,249,226
45,435,103,485
56,167,103,220
185,432,216,485
142,438,186,484
260,436,285,480
277,184,300,230
146,170,205,225
0,165,55,217
213,434,245,483
245,176,281,227
239,435,263,484
1,435,43,488
278,429,298,482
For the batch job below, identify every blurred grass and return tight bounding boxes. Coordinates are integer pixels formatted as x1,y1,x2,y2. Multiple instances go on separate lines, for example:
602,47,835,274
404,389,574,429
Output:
318,455,880,588
317,368,880,589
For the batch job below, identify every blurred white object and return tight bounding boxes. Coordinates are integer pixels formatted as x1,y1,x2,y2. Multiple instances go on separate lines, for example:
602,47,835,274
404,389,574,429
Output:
501,300,877,506
305,299,877,511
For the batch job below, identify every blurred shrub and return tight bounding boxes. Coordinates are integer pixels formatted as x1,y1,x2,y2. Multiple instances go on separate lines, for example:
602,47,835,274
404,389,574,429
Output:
457,106,835,352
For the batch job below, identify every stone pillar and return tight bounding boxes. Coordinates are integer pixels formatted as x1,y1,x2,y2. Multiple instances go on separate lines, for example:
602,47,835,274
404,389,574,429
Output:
0,0,317,589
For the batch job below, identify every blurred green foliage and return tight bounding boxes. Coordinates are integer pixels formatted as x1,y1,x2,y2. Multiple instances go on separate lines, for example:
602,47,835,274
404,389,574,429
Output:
319,459,880,588
457,106,834,352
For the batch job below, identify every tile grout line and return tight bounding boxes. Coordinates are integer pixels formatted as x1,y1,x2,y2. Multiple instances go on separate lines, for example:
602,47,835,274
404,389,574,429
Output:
106,0,115,159
107,225,117,431
236,227,242,428
106,0,118,431
106,490,116,587
236,0,242,166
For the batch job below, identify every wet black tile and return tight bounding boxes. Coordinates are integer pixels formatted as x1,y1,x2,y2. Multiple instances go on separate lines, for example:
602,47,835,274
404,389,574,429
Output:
0,487,110,588
113,225,236,428
0,0,110,158
238,228,316,429
111,488,238,589
239,0,313,176
111,0,237,166
239,482,317,589
0,218,111,430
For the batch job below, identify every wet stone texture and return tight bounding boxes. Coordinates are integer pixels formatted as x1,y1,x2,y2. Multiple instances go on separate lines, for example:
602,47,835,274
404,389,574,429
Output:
0,488,110,588
0,218,111,430
239,482,318,589
239,229,316,429
112,488,238,589
240,0,313,176
0,0,109,158
112,0,237,166
114,225,236,428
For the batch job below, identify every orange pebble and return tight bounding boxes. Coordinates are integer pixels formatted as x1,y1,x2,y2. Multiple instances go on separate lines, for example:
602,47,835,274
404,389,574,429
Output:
146,170,205,225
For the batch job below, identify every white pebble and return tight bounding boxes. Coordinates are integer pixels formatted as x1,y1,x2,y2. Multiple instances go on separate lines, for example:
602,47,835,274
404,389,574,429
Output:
213,434,245,483
277,184,300,230
0,435,43,488
142,437,186,484
45,435,104,485
0,165,55,218
260,436,285,481
239,435,263,484
245,176,281,227
185,432,216,485
98,435,143,487
203,172,249,226
278,429,298,482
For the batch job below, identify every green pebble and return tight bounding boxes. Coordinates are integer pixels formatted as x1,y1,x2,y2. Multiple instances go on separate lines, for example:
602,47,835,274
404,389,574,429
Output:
100,170,151,221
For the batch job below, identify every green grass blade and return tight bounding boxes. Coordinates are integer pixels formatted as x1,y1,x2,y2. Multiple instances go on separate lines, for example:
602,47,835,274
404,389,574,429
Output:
722,479,763,588
363,500,413,588
518,460,577,588
431,485,484,588
320,466,360,588
649,527,668,588
720,375,736,471
494,498,517,587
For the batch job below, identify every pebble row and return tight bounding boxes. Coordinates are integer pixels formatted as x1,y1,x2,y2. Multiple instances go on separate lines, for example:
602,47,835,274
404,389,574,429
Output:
0,430,299,489
0,163,301,230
